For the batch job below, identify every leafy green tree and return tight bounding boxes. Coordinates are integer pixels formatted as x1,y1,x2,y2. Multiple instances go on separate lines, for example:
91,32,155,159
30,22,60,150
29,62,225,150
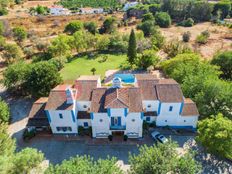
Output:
12,148,44,174
12,26,27,42
155,12,171,28
213,1,231,19
0,98,10,123
0,123,15,157
151,27,165,50
96,34,110,51
190,1,213,22
2,43,23,64
108,33,128,53
211,51,232,80
129,141,201,174
72,30,87,52
48,34,72,57
142,12,155,22
137,50,160,70
127,29,137,66
91,68,96,75
46,156,122,174
84,21,98,35
64,20,83,34
137,20,155,37
102,17,117,34
25,61,62,97
2,61,30,93
149,4,161,15
197,113,232,160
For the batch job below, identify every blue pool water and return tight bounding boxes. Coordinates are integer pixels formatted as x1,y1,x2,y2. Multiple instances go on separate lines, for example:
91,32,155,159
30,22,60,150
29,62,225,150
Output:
114,74,135,83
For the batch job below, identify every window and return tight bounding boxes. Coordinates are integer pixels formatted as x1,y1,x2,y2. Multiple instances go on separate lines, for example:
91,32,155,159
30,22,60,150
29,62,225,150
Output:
56,127,61,131
169,106,173,112
56,127,72,132
132,119,135,122
68,127,72,131
184,120,186,122
59,113,63,119
99,119,103,122
147,104,151,108
146,117,150,122
84,122,88,127
83,105,87,108
165,120,167,122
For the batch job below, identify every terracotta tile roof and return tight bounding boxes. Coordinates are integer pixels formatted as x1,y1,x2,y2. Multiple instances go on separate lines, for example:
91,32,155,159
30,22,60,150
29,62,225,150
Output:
181,98,199,116
77,75,100,81
90,88,107,112
156,84,183,103
128,88,143,112
137,80,158,100
27,98,49,127
45,86,76,110
77,111,91,119
158,79,178,85
135,74,157,81
75,81,97,101
104,88,129,108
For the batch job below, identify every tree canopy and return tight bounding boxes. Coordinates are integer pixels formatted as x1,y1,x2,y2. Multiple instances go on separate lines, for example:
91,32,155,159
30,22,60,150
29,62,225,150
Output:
0,98,10,123
46,156,123,174
211,51,232,81
129,141,201,174
127,29,137,66
197,113,232,160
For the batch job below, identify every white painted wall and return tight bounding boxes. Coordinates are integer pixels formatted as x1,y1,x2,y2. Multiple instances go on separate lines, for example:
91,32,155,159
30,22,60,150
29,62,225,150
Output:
50,8,70,16
48,109,77,134
159,103,182,116
142,100,159,112
91,113,110,137
110,108,126,126
76,101,91,111
78,119,92,127
125,113,143,138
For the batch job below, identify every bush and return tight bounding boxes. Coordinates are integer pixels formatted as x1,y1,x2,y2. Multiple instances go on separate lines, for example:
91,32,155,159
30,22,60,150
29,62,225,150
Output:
64,20,83,34
182,31,191,42
178,18,194,27
108,135,113,141
196,34,208,44
0,98,10,123
155,12,171,28
163,40,192,58
137,20,155,37
142,13,155,22
136,50,160,70
213,1,231,19
123,135,128,141
84,21,98,35
12,26,27,42
48,57,66,71
23,129,36,141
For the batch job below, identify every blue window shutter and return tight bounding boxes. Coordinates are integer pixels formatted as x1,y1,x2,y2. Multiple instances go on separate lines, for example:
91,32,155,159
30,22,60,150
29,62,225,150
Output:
118,117,121,126
158,102,162,115
71,110,75,122
111,117,114,126
140,112,144,120
107,108,111,117
124,108,128,116
90,113,94,120
169,106,173,112
146,117,150,122
179,102,184,114
45,110,51,123
84,122,88,127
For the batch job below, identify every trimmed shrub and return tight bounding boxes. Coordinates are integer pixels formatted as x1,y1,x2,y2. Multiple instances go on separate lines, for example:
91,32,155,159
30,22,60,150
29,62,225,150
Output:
182,31,191,42
178,18,194,27
155,12,171,28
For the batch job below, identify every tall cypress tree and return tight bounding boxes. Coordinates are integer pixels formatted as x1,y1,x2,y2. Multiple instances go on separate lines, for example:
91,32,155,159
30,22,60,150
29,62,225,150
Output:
127,29,137,66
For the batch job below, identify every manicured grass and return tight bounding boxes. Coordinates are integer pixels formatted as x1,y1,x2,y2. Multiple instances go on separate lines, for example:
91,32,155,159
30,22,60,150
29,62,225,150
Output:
60,54,127,82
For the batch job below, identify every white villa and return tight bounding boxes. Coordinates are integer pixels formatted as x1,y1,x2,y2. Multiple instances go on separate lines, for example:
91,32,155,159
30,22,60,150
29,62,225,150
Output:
27,74,199,138
49,5,70,16
123,2,139,11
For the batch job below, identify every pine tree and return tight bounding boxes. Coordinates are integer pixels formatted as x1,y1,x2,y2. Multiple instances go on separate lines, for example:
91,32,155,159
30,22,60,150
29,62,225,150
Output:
127,29,137,66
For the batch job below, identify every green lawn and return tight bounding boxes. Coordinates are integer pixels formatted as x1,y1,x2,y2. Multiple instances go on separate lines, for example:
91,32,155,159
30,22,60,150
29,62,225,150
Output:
60,54,127,82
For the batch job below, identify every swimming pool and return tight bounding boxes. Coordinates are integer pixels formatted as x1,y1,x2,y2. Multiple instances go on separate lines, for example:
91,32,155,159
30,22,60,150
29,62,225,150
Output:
114,74,135,83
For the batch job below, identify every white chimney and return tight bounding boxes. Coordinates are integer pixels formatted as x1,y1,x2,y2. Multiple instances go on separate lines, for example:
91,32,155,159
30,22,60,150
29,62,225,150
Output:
65,87,74,104
112,77,122,88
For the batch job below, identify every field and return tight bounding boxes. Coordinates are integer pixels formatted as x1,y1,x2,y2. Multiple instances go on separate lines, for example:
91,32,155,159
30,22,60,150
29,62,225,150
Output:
60,54,127,82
